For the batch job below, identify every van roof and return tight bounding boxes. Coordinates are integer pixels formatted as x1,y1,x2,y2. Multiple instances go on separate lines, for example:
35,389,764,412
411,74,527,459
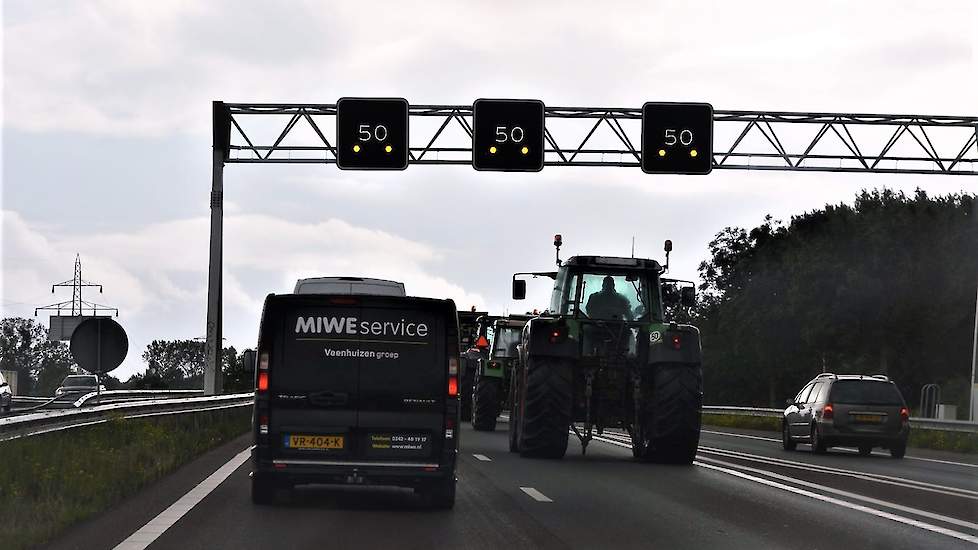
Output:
293,277,406,296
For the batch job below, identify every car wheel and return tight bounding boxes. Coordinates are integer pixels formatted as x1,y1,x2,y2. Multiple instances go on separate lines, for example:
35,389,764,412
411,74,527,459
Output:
782,422,796,451
811,425,826,454
858,445,872,456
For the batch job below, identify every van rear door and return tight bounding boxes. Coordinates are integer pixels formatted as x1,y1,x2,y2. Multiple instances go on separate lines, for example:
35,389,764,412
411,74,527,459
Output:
273,304,361,459
267,296,449,463
356,303,446,461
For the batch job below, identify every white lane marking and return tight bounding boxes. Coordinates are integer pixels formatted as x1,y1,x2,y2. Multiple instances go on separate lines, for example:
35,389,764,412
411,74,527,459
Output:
520,486,553,502
113,446,252,550
702,428,978,469
697,455,978,532
595,429,978,499
589,434,978,543
694,460,978,545
473,454,492,461
699,446,978,499
702,429,780,442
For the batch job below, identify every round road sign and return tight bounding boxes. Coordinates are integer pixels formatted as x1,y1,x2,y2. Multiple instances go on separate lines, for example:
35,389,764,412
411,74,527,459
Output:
69,317,128,374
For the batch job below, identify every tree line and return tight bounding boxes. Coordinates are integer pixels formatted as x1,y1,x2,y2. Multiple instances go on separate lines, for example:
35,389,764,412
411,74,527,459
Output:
0,318,253,395
692,189,976,416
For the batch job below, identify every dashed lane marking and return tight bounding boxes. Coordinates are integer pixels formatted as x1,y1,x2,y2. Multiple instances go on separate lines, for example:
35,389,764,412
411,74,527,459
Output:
113,446,253,550
473,454,492,461
520,486,553,502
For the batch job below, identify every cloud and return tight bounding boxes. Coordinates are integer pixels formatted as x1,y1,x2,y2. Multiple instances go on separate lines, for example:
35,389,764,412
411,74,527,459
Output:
4,0,975,137
1,209,485,378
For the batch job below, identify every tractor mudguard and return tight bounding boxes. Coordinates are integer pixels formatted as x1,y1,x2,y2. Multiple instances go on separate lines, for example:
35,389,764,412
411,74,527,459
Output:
523,317,579,360
647,324,702,365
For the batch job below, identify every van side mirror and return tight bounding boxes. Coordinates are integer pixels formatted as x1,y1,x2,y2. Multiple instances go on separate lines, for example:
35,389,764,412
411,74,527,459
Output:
0,382,8,388
680,286,696,308
242,349,257,373
512,279,526,300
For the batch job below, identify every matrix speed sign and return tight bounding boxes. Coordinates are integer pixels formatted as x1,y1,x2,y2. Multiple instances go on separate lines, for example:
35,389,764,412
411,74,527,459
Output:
472,99,545,172
336,97,409,170
641,102,713,175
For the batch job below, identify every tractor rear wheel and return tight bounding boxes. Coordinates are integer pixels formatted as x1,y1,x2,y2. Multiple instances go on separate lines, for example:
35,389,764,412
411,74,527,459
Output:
518,357,572,459
642,363,702,465
472,374,501,431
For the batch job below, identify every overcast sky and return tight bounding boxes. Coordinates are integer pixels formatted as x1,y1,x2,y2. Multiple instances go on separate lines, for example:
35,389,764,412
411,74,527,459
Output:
2,0,976,379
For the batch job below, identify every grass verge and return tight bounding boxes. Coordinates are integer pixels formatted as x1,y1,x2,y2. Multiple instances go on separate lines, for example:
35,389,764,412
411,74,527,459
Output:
0,407,250,550
702,412,978,454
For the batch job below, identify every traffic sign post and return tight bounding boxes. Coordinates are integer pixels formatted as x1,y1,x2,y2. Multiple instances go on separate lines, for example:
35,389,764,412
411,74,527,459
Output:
472,99,545,172
641,102,713,175
336,97,409,170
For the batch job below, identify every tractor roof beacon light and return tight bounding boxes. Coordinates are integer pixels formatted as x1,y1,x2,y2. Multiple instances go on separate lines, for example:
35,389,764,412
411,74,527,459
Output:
554,234,563,266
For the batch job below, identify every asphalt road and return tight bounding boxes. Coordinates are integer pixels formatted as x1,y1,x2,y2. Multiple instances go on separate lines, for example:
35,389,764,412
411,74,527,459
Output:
45,421,978,550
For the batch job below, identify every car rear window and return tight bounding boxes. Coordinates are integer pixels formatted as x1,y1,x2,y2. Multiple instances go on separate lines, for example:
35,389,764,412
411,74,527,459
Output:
63,376,97,386
829,380,903,405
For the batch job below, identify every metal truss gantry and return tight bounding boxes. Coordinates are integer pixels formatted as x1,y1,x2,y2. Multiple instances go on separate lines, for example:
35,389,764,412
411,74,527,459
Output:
221,104,978,175
203,102,978,395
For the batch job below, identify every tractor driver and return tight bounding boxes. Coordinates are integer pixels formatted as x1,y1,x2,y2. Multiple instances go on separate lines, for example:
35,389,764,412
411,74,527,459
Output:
585,276,633,320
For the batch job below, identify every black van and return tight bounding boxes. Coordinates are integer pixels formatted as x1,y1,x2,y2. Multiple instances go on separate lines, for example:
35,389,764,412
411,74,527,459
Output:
250,293,461,508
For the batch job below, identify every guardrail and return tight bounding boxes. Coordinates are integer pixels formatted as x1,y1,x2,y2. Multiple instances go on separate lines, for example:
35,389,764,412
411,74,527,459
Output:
0,393,254,441
702,405,978,434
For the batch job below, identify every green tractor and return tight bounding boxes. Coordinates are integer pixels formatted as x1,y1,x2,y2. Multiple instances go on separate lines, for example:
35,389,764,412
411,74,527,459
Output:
508,235,702,464
469,315,531,431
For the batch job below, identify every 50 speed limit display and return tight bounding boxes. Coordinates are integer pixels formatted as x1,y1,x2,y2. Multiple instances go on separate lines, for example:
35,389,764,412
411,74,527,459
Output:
641,102,713,175
336,97,409,170
472,99,545,172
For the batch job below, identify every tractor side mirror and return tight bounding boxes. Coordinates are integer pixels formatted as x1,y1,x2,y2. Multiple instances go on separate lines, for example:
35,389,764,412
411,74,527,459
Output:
680,286,696,308
242,349,257,373
512,279,526,300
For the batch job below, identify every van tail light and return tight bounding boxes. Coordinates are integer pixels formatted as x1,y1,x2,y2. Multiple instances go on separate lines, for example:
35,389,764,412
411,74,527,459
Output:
258,414,269,435
256,351,270,392
900,407,909,423
448,356,458,375
448,376,459,397
823,403,834,420
549,328,562,344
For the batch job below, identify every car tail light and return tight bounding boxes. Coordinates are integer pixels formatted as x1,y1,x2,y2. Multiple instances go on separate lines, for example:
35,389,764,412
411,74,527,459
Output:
672,335,682,350
448,376,459,397
900,407,909,422
823,403,834,420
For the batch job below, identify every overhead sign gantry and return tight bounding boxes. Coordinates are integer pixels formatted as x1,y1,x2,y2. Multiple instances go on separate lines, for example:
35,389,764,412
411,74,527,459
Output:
204,98,978,394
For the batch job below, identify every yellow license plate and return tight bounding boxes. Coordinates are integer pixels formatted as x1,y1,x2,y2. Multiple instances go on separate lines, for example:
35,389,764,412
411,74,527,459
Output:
287,434,344,450
852,414,883,423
